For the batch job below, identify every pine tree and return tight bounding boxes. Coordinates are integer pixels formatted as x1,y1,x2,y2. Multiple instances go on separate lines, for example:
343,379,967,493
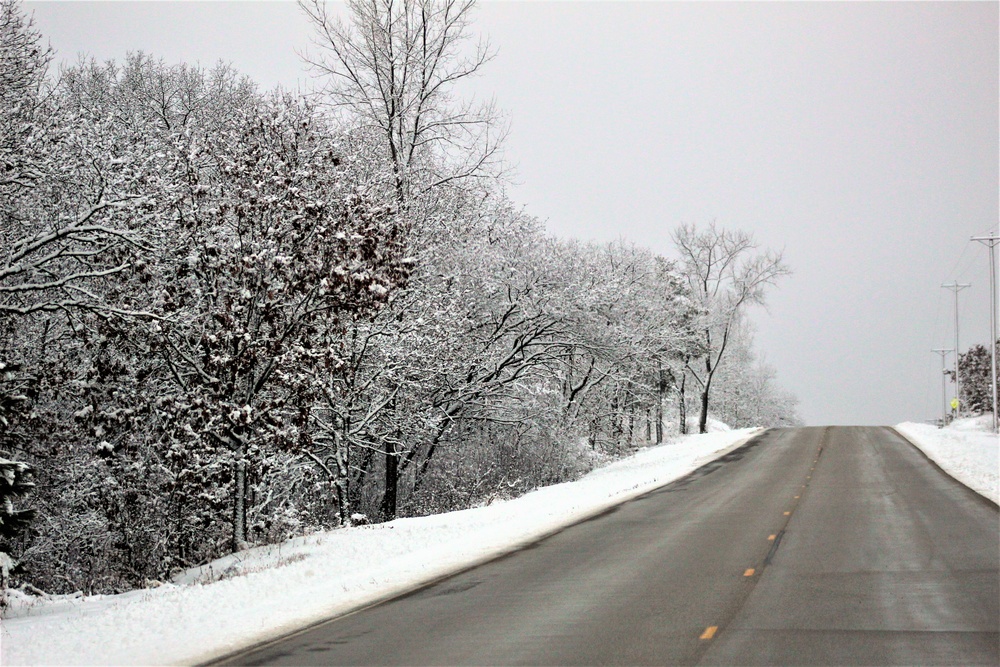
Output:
959,341,1000,415
0,457,34,595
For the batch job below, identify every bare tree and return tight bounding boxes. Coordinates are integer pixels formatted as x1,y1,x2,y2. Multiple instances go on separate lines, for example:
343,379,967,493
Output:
672,222,790,433
299,0,506,201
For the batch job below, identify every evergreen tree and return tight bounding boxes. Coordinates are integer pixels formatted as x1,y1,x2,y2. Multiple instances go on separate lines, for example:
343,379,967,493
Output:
959,341,999,415
0,457,34,596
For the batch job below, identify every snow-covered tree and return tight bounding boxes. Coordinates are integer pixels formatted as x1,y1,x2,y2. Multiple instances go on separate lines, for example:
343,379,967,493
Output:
11,51,410,590
0,0,49,191
1,43,158,319
365,223,703,516
959,341,999,416
0,0,149,595
672,222,790,433
133,77,408,549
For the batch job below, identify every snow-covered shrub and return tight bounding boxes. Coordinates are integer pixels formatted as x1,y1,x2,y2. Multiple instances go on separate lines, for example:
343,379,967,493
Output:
403,414,595,518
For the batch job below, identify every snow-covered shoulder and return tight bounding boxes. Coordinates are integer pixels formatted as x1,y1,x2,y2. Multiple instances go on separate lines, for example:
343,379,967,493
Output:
895,417,999,504
1,427,761,667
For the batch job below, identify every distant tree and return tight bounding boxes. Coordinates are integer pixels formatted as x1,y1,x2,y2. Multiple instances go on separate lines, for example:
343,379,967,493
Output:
959,341,999,415
672,222,790,434
545,239,701,446
710,316,802,428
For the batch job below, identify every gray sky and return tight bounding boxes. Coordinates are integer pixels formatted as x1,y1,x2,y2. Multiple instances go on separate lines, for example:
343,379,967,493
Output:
24,1,999,426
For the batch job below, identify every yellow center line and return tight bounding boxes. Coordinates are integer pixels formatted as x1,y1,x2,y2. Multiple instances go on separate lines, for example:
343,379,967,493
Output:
744,568,755,576
700,626,718,640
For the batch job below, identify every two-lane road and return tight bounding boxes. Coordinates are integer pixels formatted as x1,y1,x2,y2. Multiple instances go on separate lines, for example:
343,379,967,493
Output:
217,427,999,666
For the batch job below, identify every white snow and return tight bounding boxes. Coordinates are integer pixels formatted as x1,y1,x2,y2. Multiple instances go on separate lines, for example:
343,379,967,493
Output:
895,416,999,504
0,427,761,666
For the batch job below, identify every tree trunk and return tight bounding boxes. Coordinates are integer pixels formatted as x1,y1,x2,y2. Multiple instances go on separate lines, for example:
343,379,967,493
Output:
379,393,400,522
699,386,710,434
655,392,663,444
232,457,248,552
628,402,635,448
699,353,712,434
351,445,375,510
610,390,622,447
626,389,635,448
380,439,398,521
334,417,351,526
678,371,688,435
563,347,574,400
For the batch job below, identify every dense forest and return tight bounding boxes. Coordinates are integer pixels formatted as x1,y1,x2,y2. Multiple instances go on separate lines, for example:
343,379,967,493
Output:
0,0,798,600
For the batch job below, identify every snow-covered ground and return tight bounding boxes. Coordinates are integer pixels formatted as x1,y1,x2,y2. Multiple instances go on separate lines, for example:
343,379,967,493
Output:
1,426,760,666
895,415,999,504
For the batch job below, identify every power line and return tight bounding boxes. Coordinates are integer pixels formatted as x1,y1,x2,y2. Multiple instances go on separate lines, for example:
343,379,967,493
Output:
953,244,985,282
943,240,974,282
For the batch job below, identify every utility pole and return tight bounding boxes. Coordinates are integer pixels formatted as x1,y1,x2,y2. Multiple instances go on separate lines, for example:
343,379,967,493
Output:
971,232,999,432
932,349,953,427
942,281,971,418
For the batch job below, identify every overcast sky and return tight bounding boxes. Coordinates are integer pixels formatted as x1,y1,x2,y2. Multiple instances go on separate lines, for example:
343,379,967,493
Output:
24,1,999,426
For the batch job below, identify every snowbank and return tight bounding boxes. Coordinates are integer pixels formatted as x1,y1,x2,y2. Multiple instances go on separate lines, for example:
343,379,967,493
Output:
1,427,761,666
895,416,998,504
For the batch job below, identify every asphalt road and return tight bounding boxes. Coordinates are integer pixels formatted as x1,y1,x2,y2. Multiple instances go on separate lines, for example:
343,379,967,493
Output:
218,427,999,666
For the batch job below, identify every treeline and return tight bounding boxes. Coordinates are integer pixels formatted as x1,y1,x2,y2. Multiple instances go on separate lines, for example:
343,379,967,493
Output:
0,0,797,598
